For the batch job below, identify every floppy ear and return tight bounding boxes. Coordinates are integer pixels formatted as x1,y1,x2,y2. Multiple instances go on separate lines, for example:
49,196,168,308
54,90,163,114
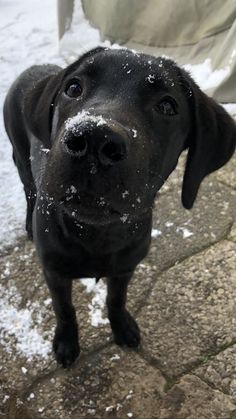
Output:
181,72,236,209
24,69,65,148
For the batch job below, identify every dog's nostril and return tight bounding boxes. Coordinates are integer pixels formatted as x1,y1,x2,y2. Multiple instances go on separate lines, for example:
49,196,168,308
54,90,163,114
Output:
65,134,87,156
99,140,127,165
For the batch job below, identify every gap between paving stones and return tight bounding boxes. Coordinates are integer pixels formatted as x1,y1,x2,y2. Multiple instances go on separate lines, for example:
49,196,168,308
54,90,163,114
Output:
130,334,236,395
218,179,236,192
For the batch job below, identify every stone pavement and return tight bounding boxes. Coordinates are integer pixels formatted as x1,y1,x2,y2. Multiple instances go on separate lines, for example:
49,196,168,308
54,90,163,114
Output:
0,149,236,419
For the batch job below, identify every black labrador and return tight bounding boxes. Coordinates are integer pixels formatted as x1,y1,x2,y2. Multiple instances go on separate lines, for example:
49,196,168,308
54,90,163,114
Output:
4,47,236,367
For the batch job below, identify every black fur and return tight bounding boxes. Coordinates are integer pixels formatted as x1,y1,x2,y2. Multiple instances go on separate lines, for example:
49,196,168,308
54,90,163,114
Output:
4,47,236,367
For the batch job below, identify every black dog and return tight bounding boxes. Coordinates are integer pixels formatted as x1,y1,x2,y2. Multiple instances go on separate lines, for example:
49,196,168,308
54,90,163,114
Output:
4,47,236,367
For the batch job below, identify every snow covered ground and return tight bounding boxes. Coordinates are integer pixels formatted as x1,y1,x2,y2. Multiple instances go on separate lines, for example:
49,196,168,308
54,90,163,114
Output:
0,0,63,249
0,0,236,251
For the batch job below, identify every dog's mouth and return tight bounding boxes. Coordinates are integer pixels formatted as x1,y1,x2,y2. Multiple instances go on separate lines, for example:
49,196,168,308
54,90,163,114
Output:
59,192,124,225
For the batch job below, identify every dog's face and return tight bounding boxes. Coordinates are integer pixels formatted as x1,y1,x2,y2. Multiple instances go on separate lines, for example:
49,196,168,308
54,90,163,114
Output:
27,47,236,224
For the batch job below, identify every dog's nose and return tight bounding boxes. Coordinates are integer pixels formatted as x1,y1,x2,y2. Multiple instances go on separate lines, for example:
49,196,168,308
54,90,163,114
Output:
98,135,127,166
64,132,88,157
64,122,128,165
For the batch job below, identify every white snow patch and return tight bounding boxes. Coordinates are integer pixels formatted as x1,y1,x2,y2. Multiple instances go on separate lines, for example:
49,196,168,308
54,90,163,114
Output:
3,395,10,404
184,58,230,91
65,110,107,131
105,406,115,413
80,278,109,327
222,103,236,115
146,74,155,84
41,148,50,154
1,261,11,279
176,227,193,239
165,221,174,228
122,190,129,198
110,353,121,361
0,284,52,360
21,367,28,374
151,228,162,238
120,214,129,223
132,129,137,138
27,393,35,401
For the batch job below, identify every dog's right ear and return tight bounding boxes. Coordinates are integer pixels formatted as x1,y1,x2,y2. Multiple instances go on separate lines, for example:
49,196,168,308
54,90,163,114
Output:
24,47,107,148
24,69,65,148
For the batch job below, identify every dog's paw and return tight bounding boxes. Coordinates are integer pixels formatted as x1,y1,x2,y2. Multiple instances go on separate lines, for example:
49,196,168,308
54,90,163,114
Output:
110,310,141,348
53,326,80,368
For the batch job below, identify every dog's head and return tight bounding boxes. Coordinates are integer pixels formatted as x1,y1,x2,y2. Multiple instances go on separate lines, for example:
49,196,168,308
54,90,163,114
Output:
26,47,236,224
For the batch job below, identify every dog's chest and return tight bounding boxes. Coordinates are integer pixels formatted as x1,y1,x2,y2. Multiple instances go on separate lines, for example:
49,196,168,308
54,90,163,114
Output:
35,210,151,279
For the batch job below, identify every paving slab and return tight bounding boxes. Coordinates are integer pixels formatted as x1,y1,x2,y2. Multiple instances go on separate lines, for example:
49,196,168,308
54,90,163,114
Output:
138,240,236,377
159,374,236,419
195,345,236,401
214,152,236,190
128,178,236,315
150,179,236,272
229,221,236,243
23,346,166,419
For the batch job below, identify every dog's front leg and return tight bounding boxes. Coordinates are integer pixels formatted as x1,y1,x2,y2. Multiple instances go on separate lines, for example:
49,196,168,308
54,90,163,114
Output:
107,273,140,347
44,270,80,367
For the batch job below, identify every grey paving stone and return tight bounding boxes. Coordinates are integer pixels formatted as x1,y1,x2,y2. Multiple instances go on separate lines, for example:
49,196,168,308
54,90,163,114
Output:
214,152,236,190
159,374,236,419
127,178,236,320
138,240,236,377
195,345,236,401
24,346,165,419
229,221,236,242
149,179,236,273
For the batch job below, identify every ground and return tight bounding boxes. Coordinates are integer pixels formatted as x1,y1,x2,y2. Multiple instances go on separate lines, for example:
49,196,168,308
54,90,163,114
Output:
1,1,236,418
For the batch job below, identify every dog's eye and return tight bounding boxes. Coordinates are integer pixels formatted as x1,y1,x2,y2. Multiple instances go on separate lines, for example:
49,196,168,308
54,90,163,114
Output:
156,96,178,116
65,80,82,98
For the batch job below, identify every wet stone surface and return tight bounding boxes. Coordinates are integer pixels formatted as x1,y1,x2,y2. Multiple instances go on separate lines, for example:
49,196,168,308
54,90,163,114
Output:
23,347,166,419
195,345,236,401
159,374,236,419
138,240,236,377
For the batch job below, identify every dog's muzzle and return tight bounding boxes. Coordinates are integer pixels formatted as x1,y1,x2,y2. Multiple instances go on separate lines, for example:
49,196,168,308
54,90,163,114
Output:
62,120,129,166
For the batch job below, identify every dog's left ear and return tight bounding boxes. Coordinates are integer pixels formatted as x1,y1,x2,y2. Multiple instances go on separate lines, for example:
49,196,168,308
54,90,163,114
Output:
181,71,236,209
